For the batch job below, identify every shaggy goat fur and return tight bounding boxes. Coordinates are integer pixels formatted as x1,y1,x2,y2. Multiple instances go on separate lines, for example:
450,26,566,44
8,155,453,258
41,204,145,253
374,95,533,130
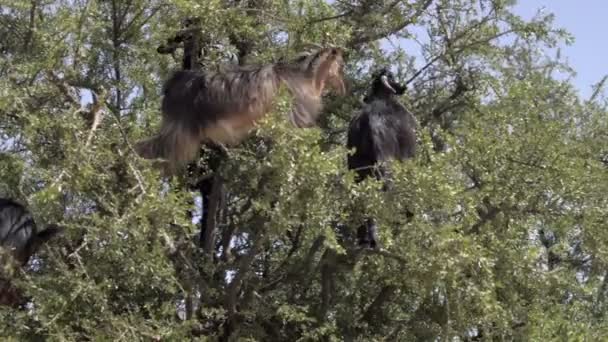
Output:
135,47,346,172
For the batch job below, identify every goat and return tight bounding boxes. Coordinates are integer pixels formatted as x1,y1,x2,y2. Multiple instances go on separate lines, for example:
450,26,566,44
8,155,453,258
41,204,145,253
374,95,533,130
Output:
346,68,416,248
135,47,347,173
0,198,62,307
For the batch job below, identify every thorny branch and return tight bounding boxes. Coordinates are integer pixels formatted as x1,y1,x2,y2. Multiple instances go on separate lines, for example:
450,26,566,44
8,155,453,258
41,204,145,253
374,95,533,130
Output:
201,173,225,258
85,88,108,147
362,285,398,327
258,235,326,294
347,0,434,48
45,71,109,147
223,234,260,340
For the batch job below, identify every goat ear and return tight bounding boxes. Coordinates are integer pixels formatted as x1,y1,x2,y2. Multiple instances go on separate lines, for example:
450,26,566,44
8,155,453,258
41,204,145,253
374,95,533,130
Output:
36,224,64,244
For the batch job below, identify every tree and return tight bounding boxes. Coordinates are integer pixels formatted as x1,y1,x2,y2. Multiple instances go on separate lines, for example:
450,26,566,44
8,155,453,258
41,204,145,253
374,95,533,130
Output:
1,0,607,340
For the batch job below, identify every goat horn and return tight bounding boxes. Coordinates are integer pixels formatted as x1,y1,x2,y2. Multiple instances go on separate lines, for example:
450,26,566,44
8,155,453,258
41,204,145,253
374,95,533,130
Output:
381,75,397,93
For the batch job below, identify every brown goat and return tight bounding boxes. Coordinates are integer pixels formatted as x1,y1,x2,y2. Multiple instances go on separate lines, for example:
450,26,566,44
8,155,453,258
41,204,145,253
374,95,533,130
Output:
135,47,347,173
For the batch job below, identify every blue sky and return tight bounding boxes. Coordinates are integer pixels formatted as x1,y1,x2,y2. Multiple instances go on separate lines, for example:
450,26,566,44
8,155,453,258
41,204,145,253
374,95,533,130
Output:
379,1,608,99
513,1,608,98
79,1,608,104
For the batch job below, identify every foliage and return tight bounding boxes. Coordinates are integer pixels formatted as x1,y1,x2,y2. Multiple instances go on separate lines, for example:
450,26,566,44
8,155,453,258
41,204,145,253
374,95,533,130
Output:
1,0,607,340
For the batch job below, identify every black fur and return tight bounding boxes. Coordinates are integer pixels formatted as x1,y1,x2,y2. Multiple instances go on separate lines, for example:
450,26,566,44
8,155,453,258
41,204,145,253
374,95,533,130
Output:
0,198,63,265
160,69,231,132
347,68,416,248
0,198,63,307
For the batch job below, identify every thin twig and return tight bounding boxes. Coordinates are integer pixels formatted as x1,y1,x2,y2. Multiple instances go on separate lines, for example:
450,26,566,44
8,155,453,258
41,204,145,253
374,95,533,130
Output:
308,11,353,24
347,0,434,48
85,87,107,147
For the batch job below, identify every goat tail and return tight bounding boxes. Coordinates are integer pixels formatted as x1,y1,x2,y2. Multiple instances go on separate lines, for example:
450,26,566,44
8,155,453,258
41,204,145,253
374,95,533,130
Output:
134,119,202,173
134,134,166,160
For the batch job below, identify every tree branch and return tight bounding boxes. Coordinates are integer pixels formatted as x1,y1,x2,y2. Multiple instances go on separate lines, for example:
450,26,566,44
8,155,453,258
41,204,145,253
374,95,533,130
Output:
362,285,398,327
318,249,335,321
308,11,353,24
201,173,224,259
85,87,107,147
347,0,434,48
258,235,326,293
223,235,259,341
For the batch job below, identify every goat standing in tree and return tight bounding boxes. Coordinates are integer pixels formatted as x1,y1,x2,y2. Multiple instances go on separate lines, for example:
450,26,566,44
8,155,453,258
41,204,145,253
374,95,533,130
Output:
0,198,62,307
347,68,416,248
135,47,347,173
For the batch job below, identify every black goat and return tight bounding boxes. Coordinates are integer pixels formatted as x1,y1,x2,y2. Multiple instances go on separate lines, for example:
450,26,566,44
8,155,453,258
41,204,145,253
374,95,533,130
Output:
346,68,417,248
0,198,62,307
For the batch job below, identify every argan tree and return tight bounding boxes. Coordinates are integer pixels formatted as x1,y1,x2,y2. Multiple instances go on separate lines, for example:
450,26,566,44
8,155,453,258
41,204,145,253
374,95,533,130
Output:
1,0,607,340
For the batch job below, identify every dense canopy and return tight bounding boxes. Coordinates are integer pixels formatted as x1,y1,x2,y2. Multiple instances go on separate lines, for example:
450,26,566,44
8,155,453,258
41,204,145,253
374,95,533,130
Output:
1,0,607,340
